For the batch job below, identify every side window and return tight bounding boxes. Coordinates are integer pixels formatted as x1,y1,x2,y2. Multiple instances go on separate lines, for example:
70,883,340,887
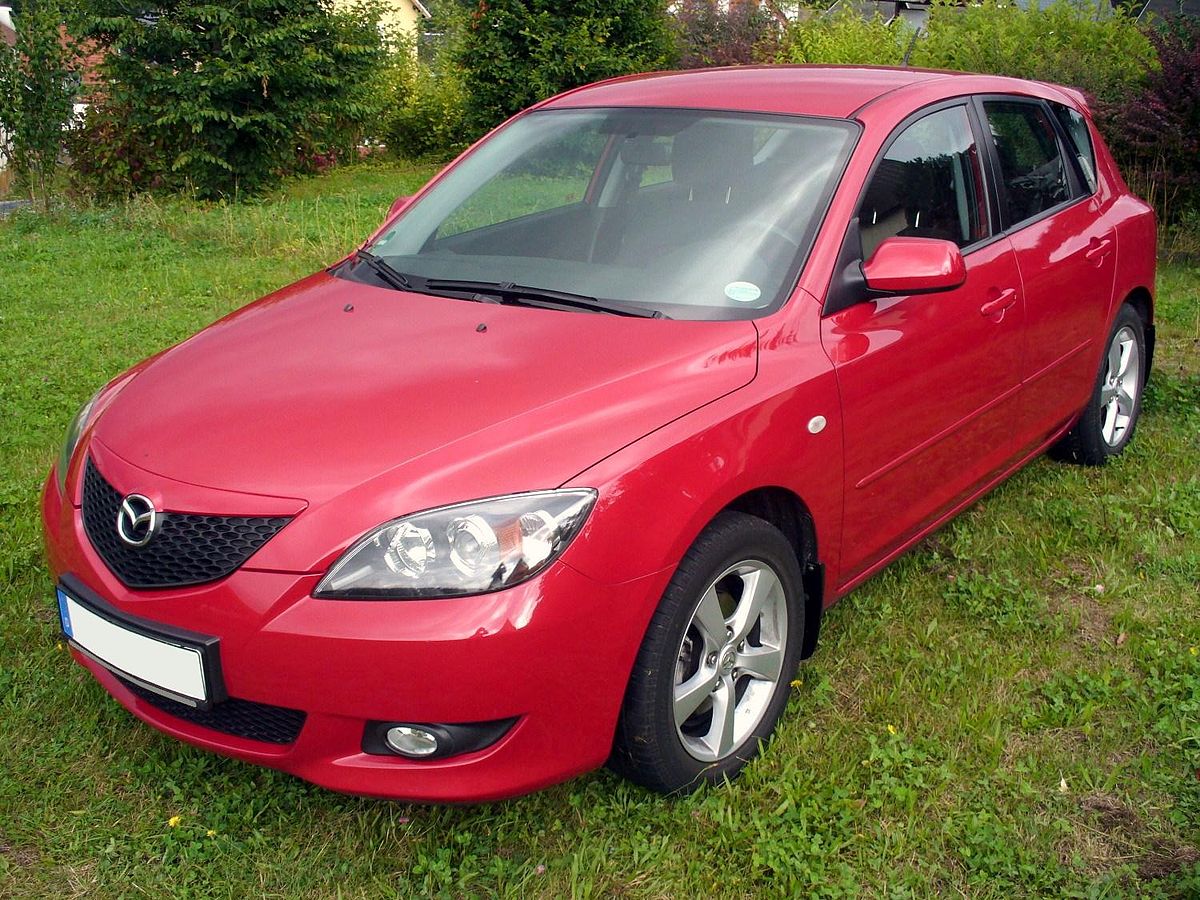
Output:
983,100,1071,226
858,105,989,259
1050,101,1097,194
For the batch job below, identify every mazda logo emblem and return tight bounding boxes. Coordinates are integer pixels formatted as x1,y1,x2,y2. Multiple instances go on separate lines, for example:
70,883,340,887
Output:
116,494,159,548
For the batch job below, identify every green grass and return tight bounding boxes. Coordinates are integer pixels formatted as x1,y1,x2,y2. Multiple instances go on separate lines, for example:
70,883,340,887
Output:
1,162,1198,897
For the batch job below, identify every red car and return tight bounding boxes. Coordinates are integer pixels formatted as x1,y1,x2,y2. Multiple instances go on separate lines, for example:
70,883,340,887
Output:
43,66,1155,801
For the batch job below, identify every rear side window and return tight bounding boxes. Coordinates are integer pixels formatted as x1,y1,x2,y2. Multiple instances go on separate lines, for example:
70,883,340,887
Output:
983,100,1071,226
1050,101,1097,193
857,105,989,259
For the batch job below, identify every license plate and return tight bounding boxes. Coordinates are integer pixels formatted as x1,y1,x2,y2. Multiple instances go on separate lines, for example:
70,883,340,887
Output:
57,584,216,707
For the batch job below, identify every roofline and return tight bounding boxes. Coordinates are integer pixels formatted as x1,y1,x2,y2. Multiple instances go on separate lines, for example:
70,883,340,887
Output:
535,64,952,116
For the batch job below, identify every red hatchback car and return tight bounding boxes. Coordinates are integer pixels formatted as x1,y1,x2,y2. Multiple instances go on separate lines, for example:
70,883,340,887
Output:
43,66,1155,801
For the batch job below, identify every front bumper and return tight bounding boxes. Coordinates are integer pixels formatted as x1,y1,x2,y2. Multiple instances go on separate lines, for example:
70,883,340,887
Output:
42,473,667,802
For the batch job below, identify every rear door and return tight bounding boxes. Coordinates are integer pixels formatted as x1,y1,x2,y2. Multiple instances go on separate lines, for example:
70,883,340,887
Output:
822,102,1027,587
977,97,1118,441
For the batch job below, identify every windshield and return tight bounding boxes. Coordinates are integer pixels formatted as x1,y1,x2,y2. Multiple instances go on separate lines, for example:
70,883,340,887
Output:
360,108,858,320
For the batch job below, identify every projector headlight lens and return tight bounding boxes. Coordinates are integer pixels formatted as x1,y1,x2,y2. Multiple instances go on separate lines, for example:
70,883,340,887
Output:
314,489,596,599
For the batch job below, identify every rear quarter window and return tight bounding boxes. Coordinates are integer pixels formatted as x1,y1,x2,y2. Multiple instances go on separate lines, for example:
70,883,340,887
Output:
1050,101,1098,194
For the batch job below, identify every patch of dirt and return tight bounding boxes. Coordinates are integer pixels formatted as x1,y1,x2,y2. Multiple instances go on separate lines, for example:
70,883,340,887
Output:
1138,844,1200,880
0,836,39,868
1063,792,1200,883
1044,584,1115,649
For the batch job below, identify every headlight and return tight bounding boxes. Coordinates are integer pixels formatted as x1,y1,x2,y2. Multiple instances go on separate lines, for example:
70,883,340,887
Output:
56,390,101,492
313,490,597,599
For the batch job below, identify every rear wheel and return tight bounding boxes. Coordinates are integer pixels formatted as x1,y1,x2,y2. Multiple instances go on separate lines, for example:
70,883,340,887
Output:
1051,304,1146,465
610,512,804,794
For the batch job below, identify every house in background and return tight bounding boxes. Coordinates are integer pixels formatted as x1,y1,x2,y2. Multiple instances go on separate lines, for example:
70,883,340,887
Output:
336,0,431,46
1,6,15,46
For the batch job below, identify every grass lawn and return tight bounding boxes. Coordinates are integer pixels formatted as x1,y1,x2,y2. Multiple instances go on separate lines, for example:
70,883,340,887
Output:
1,161,1198,897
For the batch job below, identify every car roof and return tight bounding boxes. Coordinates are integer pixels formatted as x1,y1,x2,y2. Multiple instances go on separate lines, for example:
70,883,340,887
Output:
542,66,956,119
540,65,1081,121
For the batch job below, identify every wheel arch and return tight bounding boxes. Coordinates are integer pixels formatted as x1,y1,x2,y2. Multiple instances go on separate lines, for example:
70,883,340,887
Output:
1122,286,1155,375
722,486,825,660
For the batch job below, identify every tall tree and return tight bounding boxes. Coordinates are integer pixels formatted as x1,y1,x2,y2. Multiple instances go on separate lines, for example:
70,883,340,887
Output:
76,0,386,198
457,0,674,136
0,0,75,209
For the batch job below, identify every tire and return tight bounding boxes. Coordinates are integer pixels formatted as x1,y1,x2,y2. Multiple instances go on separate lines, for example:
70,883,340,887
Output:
1051,304,1147,466
609,511,805,794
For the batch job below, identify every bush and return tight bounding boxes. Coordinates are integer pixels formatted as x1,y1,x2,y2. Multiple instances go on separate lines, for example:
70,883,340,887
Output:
74,0,387,199
456,0,675,137
1100,17,1200,223
0,0,76,209
672,0,782,69
385,66,470,161
778,6,911,66
909,0,1153,105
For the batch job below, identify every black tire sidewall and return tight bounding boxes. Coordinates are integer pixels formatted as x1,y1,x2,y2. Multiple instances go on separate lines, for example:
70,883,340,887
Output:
1081,305,1147,461
612,512,805,793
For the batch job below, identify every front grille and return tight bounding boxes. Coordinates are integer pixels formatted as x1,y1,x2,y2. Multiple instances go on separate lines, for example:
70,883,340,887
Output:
81,459,291,589
118,677,306,745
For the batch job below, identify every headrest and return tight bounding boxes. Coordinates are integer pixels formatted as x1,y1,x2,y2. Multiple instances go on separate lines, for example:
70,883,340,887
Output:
671,121,755,189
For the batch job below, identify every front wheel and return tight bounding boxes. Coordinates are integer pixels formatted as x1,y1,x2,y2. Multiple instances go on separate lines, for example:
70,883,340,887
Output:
609,512,804,794
1051,304,1147,465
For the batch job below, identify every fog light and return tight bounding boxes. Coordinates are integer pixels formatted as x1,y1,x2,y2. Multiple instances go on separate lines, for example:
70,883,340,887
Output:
385,725,440,758
363,717,519,760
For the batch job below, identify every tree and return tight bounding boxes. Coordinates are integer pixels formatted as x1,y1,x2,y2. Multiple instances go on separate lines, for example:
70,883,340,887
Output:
456,0,674,137
75,0,386,198
671,0,782,70
0,0,76,210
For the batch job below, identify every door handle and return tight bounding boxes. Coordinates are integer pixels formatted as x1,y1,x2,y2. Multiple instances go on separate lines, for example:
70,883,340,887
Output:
980,288,1017,318
1085,237,1113,264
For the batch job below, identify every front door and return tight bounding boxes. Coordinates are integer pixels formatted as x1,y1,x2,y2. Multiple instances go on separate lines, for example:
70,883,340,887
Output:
822,103,1027,587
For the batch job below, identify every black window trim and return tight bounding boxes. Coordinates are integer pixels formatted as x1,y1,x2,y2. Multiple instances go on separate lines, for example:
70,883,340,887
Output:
823,96,1002,316
971,94,1091,235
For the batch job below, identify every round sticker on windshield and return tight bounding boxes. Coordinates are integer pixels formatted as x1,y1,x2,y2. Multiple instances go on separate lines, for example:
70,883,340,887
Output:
725,281,761,303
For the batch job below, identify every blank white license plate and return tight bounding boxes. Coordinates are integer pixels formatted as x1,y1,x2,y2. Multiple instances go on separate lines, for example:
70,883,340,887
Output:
58,586,210,706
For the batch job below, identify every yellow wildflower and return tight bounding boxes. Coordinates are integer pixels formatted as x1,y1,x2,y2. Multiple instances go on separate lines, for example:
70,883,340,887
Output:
167,816,182,828
206,829,216,838
887,724,897,736
790,679,804,688
1190,646,1198,657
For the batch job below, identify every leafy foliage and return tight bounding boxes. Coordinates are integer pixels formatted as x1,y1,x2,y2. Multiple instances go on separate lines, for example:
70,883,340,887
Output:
1100,17,1200,222
456,0,674,137
72,0,386,199
0,0,76,209
671,0,781,69
909,0,1153,105
777,5,910,66
385,65,469,161
369,32,470,162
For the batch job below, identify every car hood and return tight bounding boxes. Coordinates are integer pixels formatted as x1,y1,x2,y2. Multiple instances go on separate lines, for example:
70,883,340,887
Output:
93,271,758,512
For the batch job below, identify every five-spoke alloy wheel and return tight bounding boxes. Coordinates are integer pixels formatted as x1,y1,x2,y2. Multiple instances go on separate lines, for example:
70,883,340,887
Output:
1051,303,1147,465
610,511,804,794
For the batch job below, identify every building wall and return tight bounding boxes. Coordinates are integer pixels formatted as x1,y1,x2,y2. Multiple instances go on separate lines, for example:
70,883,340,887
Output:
334,0,429,42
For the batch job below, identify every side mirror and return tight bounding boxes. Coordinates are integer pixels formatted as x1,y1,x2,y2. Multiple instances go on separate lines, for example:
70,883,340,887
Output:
386,195,412,221
862,237,966,295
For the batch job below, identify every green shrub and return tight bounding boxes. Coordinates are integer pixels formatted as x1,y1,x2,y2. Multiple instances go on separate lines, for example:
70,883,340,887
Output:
456,0,675,137
910,0,1153,105
369,41,470,162
778,6,911,66
0,0,76,210
73,0,387,199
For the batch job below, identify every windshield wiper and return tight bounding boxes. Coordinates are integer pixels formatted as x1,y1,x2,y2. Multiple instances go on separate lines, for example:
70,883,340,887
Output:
423,279,666,319
352,249,412,292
